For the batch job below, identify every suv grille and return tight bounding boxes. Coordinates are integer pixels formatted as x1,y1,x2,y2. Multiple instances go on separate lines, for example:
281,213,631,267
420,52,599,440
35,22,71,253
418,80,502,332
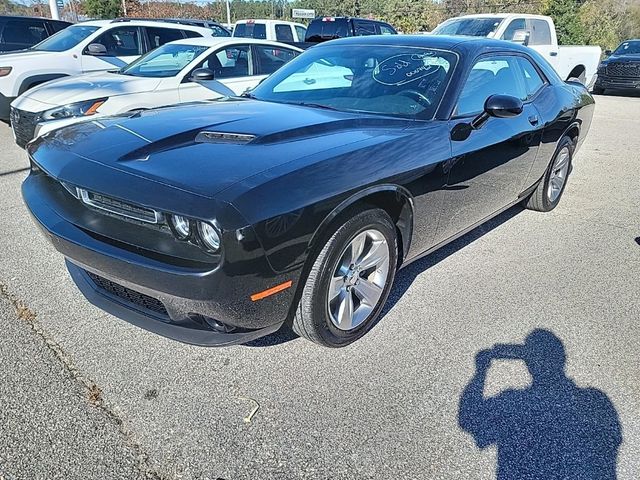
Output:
10,108,40,148
86,271,168,317
606,62,640,77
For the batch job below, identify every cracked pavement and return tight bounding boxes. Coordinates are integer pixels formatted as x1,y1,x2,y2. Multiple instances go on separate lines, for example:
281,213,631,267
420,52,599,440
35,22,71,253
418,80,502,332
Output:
0,94,639,479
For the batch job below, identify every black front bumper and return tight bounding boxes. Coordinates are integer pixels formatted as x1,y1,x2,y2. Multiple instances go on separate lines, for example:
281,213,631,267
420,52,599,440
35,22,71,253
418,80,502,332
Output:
22,171,299,347
595,74,640,90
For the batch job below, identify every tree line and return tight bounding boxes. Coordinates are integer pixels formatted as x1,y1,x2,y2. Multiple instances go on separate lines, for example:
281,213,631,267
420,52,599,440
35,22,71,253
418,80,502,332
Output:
4,0,640,49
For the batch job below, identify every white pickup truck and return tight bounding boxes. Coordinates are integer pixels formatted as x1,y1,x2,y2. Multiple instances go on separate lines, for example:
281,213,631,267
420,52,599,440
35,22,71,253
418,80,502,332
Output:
432,14,601,86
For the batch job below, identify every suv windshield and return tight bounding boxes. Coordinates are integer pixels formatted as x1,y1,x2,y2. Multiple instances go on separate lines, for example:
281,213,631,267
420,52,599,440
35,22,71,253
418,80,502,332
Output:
613,40,640,55
120,43,208,77
432,18,501,37
33,25,99,52
250,44,457,119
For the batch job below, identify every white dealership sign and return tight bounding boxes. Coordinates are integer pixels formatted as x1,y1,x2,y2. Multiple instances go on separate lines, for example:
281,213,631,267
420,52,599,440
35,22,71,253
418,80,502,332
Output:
292,8,315,19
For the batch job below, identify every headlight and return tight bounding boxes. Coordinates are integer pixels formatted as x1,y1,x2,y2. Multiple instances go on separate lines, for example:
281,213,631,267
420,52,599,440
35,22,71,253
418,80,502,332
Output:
169,214,191,240
41,98,107,121
0,67,11,77
197,222,221,252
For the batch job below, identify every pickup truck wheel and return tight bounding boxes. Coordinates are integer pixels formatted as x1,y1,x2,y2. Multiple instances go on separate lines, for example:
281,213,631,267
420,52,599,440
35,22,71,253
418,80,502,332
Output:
524,136,574,212
292,208,397,347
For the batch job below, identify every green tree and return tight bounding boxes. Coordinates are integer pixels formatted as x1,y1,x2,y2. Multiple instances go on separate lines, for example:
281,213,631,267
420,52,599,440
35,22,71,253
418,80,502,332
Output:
579,0,620,49
84,0,122,19
544,0,585,45
382,0,444,33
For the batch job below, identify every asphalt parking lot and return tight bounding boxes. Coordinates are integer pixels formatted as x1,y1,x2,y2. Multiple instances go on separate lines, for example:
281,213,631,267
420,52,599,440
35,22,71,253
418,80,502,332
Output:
1,93,639,479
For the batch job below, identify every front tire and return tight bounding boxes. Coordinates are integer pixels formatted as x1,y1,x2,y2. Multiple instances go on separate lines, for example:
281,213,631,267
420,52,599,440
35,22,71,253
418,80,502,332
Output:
292,208,398,347
524,136,574,212
592,85,605,95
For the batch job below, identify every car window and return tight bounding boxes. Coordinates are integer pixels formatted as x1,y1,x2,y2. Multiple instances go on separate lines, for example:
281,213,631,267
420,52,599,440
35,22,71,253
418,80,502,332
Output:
528,19,552,46
275,24,294,42
305,18,350,42
517,57,545,98
92,26,142,56
234,23,266,39
502,19,526,41
145,27,185,50
121,43,208,78
295,25,306,41
432,17,501,37
353,20,376,36
379,24,396,35
210,25,230,37
195,45,251,79
255,45,298,75
456,56,527,117
254,45,457,120
33,25,99,52
2,20,47,45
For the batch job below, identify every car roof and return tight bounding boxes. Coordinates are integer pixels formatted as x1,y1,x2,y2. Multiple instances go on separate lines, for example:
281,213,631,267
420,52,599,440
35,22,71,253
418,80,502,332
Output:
75,19,211,34
169,36,304,50
322,34,531,53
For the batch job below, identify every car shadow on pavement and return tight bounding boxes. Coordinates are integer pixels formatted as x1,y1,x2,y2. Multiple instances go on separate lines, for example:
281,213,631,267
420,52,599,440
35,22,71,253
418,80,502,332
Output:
245,205,524,348
459,329,622,479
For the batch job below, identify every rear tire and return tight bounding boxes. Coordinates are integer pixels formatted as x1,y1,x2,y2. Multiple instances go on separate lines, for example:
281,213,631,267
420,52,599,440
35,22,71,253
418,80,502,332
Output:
292,208,398,347
524,136,574,212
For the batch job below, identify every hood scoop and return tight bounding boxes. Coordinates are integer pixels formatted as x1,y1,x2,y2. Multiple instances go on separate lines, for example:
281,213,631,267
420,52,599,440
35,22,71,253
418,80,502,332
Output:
195,131,256,145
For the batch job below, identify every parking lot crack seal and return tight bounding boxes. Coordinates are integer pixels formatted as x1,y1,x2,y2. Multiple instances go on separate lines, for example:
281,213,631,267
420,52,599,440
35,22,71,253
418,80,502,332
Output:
0,282,170,480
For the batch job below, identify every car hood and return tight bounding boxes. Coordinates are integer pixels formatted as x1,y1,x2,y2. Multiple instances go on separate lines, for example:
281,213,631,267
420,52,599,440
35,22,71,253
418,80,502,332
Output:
27,99,410,204
23,71,163,106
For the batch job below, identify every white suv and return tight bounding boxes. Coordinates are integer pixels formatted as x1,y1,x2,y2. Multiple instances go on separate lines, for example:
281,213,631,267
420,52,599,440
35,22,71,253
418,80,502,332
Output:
0,19,212,122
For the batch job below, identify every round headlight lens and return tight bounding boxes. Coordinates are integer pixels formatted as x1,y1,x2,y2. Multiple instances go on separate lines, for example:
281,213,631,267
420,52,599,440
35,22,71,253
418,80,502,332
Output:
198,222,221,251
170,215,191,239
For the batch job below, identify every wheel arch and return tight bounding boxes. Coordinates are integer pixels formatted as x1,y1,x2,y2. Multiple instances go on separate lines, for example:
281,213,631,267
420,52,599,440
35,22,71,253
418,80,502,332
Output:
18,74,69,95
566,64,586,83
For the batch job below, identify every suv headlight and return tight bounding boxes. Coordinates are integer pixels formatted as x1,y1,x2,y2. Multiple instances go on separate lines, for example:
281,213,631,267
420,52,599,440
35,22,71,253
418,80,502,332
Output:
41,98,107,121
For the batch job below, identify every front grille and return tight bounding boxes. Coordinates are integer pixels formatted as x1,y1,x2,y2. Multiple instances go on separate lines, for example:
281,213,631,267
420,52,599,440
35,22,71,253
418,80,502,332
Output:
86,271,168,317
77,187,162,224
606,62,640,78
10,108,40,148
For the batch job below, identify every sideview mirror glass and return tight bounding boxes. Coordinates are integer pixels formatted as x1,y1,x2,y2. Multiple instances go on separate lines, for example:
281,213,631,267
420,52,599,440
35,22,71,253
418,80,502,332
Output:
604,49,612,56
190,68,215,82
86,43,107,56
511,29,531,46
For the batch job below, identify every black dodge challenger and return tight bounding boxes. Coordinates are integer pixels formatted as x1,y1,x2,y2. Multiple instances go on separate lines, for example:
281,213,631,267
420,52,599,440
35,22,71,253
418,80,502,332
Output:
23,36,595,347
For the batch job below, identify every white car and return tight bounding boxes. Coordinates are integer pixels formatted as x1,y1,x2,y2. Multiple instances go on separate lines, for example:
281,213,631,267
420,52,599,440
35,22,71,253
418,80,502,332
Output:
432,14,601,86
233,19,307,43
0,19,214,122
10,37,302,148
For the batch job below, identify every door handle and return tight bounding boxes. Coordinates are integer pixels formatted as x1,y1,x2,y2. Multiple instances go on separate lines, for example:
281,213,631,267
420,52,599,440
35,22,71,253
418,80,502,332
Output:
528,115,540,126
549,51,558,57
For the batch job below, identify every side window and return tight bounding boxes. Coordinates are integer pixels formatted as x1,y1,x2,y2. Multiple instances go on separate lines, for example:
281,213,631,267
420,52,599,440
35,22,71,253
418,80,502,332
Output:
183,30,201,39
295,25,307,41
517,57,546,98
145,27,185,50
455,56,527,117
210,25,230,37
528,20,552,46
2,20,47,45
502,18,527,41
196,45,251,79
92,26,141,56
254,45,298,75
379,24,396,35
353,20,376,36
275,24,294,42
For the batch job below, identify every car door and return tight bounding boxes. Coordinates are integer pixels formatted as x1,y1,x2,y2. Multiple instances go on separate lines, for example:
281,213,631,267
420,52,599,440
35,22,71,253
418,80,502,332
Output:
179,44,253,102
436,54,543,243
81,26,143,72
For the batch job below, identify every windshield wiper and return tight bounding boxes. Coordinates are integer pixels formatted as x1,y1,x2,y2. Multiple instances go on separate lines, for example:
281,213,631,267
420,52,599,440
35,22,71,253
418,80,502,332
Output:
297,102,340,111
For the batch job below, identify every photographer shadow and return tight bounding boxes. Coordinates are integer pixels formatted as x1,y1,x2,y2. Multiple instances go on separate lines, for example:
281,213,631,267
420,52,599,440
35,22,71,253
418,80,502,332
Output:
459,329,622,479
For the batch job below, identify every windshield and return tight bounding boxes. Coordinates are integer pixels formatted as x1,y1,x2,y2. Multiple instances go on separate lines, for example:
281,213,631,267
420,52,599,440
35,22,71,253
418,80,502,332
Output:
250,44,457,119
33,25,99,52
432,18,502,37
120,44,208,78
613,40,640,56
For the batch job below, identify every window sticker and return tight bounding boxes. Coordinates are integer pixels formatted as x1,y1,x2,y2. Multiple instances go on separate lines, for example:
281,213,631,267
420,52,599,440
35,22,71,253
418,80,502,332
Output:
373,53,449,86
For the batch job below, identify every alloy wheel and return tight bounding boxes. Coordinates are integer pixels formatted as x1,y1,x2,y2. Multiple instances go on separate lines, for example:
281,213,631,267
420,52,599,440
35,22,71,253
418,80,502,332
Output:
547,146,571,203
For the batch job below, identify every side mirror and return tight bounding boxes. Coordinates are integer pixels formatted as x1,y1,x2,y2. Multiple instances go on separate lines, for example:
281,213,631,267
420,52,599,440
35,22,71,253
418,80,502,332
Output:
190,68,215,82
604,49,612,56
511,29,530,46
471,94,524,129
86,43,107,56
